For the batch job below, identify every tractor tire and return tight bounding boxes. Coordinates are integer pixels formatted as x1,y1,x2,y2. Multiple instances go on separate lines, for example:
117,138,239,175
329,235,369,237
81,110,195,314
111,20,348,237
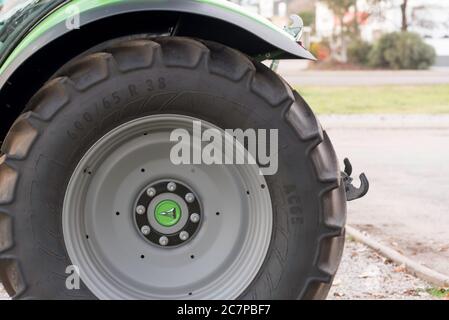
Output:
0,37,346,300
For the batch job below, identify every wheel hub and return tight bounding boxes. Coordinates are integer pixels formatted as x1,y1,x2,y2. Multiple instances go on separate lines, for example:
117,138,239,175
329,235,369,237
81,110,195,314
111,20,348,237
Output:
135,180,202,248
155,200,181,227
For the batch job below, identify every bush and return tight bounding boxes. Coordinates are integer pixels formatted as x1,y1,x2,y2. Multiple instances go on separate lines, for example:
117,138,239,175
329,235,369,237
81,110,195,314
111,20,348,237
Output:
309,40,331,61
348,39,373,65
368,32,436,70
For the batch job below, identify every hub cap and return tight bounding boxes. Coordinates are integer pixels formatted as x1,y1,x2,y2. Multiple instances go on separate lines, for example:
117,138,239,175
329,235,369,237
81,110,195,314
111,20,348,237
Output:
62,115,273,299
155,200,181,227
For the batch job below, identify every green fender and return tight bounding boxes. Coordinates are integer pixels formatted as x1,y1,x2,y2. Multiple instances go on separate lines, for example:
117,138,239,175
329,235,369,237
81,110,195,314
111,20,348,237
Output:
0,0,314,85
0,0,315,140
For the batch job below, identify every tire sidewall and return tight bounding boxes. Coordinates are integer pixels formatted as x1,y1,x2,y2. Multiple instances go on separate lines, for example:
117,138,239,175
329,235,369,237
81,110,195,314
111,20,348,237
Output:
14,58,324,299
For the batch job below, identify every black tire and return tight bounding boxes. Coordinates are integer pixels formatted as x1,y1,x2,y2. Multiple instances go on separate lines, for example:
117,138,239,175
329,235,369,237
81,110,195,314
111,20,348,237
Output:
0,37,346,300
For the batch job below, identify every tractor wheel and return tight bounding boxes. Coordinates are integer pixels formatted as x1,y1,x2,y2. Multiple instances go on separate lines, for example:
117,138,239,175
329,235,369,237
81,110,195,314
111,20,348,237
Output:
0,37,346,299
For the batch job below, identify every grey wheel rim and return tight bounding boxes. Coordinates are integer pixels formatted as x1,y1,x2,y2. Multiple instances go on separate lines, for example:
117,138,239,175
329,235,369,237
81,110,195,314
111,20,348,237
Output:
62,114,273,299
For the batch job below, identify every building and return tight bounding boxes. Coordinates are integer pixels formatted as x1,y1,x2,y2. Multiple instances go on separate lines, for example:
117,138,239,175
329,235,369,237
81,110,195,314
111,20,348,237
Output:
229,0,289,17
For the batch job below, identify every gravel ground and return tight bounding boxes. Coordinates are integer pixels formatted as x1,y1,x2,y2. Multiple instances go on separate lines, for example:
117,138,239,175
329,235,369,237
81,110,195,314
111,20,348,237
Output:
0,239,439,300
329,239,437,300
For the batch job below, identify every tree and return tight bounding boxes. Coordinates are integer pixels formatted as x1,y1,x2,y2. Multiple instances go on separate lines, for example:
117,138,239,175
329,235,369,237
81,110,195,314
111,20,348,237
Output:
321,0,357,62
399,0,408,31
369,0,409,31
321,0,357,30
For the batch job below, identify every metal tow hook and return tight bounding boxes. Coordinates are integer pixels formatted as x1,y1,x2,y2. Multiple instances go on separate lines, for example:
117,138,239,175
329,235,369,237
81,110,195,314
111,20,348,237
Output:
341,158,369,201
270,14,304,72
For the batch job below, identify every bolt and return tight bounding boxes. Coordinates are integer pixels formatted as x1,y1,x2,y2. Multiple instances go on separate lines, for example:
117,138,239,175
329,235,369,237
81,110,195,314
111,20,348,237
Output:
185,193,195,203
179,231,189,241
190,213,200,223
167,182,177,192
136,205,146,215
159,236,169,246
141,225,151,236
146,187,156,197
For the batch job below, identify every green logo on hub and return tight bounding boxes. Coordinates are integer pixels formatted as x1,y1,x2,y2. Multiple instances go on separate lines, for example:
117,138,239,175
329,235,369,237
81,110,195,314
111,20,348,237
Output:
155,200,182,227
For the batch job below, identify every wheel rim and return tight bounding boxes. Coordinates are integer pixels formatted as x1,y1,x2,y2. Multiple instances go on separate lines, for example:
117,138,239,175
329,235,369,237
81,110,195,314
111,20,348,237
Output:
62,114,273,299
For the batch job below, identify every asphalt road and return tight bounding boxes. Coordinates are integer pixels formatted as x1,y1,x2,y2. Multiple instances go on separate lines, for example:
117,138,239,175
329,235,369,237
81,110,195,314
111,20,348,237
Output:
322,115,449,277
277,61,449,86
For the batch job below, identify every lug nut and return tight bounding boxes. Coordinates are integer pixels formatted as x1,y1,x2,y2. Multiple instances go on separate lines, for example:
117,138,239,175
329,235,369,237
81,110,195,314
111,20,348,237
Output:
159,236,169,246
179,231,189,241
167,182,177,192
190,213,200,223
146,187,156,197
136,205,146,215
141,225,151,236
185,193,195,203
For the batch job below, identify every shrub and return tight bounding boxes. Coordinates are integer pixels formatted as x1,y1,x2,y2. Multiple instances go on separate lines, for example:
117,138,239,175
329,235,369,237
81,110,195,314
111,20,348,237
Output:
348,39,373,65
368,32,436,70
309,40,331,61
